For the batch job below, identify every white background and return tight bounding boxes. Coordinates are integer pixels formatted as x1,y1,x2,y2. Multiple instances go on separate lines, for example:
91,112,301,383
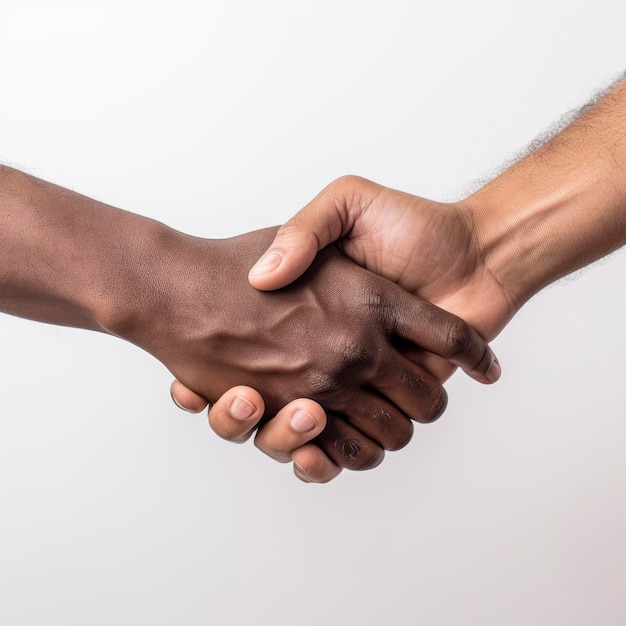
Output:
1,1,626,624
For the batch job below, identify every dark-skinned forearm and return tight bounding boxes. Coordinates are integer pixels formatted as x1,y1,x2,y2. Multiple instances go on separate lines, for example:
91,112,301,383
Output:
0,165,184,334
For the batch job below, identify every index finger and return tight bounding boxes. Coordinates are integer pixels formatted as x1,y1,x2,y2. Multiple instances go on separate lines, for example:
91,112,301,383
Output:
384,288,501,384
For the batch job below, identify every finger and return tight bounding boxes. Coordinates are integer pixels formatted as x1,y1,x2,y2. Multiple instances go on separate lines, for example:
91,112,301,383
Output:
337,393,414,451
314,413,385,471
254,399,327,462
291,444,342,484
388,289,502,384
375,357,448,424
170,379,209,414
394,340,458,383
207,386,265,444
248,175,381,291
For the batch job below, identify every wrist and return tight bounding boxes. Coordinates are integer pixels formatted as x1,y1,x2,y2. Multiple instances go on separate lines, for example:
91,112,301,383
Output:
91,218,185,337
460,164,626,313
458,184,553,313
95,222,225,353
460,78,626,312
0,168,183,333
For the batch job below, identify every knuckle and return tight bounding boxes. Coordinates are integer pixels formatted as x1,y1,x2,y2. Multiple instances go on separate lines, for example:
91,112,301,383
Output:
340,339,373,370
365,288,385,314
314,335,376,399
365,287,396,335
424,385,448,423
315,419,385,470
333,405,414,452
366,406,414,451
396,371,447,424
308,369,343,399
274,220,315,251
331,174,362,192
444,319,472,358
276,221,298,239
399,369,423,397
379,415,414,451
331,434,384,471
326,175,378,225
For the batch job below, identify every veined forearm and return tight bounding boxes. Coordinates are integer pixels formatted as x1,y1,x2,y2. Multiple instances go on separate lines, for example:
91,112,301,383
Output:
465,75,626,310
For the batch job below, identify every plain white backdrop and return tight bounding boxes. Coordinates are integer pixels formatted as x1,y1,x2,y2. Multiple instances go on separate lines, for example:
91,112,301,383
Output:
1,1,626,624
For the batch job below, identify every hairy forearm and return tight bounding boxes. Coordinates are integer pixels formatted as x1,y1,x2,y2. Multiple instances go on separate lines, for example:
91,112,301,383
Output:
0,165,180,334
464,75,626,310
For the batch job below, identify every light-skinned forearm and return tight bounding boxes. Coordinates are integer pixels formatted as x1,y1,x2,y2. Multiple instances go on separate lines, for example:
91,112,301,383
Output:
465,75,626,311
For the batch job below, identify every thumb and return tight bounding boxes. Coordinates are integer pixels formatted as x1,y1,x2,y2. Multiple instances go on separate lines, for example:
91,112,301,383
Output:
248,175,377,290
248,223,321,291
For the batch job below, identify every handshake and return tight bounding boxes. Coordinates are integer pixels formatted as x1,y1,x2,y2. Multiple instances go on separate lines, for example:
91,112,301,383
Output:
4,75,626,483
1,169,507,484
165,176,508,483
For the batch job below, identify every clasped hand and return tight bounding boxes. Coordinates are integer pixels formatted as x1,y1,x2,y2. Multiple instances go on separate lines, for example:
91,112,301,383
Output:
168,178,507,483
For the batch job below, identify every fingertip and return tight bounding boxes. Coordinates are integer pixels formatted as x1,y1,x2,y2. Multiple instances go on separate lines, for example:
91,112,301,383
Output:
249,249,284,282
170,379,208,414
248,250,309,292
248,226,321,291
208,386,265,443
225,386,265,415
229,395,259,421
288,399,327,433
253,399,327,463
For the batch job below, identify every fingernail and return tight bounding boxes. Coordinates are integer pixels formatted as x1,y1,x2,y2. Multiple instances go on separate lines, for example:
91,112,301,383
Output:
290,410,316,433
170,390,195,413
249,251,282,276
229,396,256,420
486,358,502,383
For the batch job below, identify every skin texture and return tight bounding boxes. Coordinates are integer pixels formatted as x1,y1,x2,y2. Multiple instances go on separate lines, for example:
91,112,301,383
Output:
0,165,499,474
175,73,626,482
